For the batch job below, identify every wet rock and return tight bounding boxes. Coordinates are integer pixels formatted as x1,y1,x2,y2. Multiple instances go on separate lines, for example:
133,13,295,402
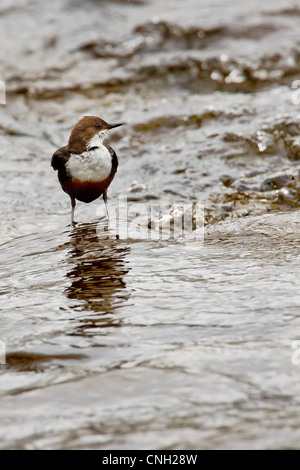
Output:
220,175,235,187
261,173,295,192
134,20,279,51
262,118,300,138
133,111,216,131
284,137,300,161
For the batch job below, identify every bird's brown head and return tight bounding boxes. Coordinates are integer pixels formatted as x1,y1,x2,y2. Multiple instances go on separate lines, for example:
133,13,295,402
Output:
68,116,123,154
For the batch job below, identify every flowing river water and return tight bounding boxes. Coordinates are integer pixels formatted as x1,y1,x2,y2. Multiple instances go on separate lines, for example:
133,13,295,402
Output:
1,0,300,449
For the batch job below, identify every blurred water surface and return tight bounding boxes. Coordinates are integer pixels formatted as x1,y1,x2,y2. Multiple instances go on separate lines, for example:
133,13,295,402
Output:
1,0,300,449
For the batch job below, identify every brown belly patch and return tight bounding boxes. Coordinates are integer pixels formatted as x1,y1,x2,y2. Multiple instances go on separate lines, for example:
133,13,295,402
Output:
62,176,114,203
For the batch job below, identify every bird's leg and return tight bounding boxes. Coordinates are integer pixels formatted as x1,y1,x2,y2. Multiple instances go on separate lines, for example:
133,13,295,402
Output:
103,190,109,222
71,197,76,225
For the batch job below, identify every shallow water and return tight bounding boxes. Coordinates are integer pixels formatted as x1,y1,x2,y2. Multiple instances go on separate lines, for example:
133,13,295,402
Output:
1,0,300,450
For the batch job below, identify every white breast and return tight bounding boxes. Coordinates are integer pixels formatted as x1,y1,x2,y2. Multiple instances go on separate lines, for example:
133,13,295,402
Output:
66,145,112,182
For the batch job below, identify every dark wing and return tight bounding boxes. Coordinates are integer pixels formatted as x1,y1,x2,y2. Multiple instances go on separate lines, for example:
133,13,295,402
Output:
51,146,71,171
51,146,72,186
106,145,119,177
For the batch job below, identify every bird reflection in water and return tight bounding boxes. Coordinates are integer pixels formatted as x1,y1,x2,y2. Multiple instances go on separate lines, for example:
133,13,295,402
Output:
65,221,130,335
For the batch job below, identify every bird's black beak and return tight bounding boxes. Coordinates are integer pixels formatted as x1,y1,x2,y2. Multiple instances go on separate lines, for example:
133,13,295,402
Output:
107,123,124,130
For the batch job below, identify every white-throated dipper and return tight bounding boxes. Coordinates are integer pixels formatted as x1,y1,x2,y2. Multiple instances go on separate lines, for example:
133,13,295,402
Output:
51,116,123,224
